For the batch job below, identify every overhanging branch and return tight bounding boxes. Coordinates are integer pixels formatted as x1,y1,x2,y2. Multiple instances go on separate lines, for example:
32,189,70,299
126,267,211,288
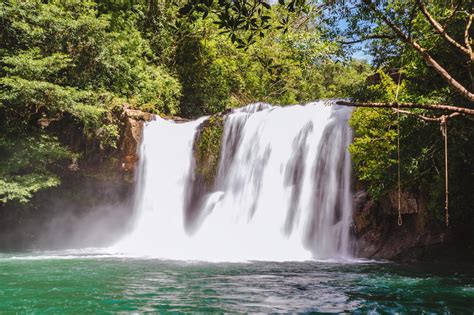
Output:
336,100,474,116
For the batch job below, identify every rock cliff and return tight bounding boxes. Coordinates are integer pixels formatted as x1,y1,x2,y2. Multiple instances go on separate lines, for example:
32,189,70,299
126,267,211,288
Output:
352,185,473,262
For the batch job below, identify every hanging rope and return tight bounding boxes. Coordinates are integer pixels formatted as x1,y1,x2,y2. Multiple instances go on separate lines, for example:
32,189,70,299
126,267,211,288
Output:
440,115,449,227
395,56,404,226
388,110,456,228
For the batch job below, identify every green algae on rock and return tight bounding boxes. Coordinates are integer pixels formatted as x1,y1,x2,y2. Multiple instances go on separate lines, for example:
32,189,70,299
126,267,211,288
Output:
193,115,225,190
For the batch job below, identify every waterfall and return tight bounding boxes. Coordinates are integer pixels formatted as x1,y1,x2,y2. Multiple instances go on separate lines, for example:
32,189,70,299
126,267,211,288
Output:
112,101,353,261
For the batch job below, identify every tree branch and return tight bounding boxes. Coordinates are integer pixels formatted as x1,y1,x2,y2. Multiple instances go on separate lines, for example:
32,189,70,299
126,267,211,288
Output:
392,108,439,121
294,15,310,30
337,34,395,45
362,0,474,103
416,0,472,60
336,100,474,116
392,108,461,122
465,11,473,58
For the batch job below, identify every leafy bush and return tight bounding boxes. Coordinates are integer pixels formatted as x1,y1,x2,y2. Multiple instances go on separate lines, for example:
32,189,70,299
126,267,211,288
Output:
0,134,74,204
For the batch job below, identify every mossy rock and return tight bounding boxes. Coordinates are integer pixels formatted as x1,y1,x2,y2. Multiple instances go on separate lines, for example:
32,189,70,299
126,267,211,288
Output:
193,114,225,189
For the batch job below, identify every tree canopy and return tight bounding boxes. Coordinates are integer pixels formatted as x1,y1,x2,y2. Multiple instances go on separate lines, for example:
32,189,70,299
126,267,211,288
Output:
0,0,370,204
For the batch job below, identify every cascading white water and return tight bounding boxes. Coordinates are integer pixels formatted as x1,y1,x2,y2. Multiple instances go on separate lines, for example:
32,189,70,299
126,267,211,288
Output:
112,101,353,261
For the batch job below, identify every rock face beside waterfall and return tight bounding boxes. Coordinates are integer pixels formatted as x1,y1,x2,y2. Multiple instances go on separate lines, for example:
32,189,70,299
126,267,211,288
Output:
352,185,473,262
120,108,153,173
0,106,153,250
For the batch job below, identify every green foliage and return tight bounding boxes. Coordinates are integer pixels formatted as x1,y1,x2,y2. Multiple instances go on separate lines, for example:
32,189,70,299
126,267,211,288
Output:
312,60,372,99
356,70,405,102
1,0,182,115
2,49,71,81
177,0,313,48
173,12,368,116
0,0,371,204
349,70,447,202
0,0,182,203
349,108,397,199
0,133,74,203
194,115,224,188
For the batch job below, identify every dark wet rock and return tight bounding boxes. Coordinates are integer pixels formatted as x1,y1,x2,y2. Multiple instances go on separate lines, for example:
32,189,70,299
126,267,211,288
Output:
352,186,473,263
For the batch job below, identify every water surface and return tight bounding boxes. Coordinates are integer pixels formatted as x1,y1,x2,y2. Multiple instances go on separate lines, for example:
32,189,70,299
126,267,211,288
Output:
0,253,472,313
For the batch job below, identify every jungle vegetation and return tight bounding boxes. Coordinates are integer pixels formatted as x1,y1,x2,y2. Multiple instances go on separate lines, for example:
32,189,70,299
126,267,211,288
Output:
0,0,370,204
